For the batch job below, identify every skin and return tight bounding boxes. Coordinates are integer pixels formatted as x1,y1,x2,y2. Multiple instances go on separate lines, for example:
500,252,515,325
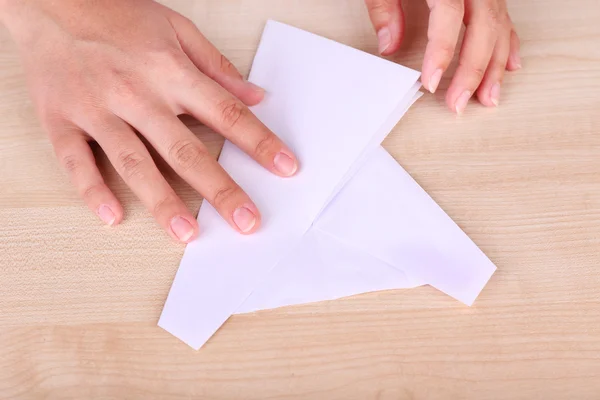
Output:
0,0,298,243
364,0,522,112
0,0,520,242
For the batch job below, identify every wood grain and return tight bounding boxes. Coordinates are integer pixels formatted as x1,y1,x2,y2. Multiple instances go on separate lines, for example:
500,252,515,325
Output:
1,0,599,398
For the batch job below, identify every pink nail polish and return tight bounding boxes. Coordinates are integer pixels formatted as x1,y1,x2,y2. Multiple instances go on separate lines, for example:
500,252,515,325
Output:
428,69,443,94
490,83,501,107
98,205,116,226
170,216,194,242
233,206,257,233
455,90,471,115
377,27,392,54
273,152,297,176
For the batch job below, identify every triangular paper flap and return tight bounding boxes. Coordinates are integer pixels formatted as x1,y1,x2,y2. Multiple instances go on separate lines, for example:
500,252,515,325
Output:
237,143,496,314
314,147,497,306
235,227,418,314
236,93,424,315
159,21,422,349
316,88,423,220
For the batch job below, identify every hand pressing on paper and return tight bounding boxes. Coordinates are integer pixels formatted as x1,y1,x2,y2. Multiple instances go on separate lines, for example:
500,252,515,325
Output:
0,0,298,242
365,0,521,113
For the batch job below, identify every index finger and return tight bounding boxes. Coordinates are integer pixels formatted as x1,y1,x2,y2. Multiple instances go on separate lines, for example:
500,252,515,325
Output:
176,69,298,178
166,11,265,107
422,0,465,93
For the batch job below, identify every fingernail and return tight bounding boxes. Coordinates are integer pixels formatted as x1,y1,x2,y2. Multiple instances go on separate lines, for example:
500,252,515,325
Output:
377,27,392,54
490,83,501,107
274,152,297,176
247,81,265,94
98,205,116,226
428,69,443,94
512,53,522,69
233,206,257,233
170,216,194,242
455,90,471,115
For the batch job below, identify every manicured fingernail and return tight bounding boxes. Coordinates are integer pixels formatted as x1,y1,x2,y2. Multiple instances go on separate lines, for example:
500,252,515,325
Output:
98,205,116,226
455,90,471,115
233,206,257,233
247,81,265,94
377,27,392,54
170,216,194,242
512,53,522,69
428,69,443,93
274,152,297,176
490,83,501,107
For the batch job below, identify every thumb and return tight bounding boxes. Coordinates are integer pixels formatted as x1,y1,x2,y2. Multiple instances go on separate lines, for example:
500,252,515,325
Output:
168,13,264,106
365,0,405,55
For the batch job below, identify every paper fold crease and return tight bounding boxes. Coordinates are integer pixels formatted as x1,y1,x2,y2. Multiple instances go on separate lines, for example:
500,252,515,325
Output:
158,20,496,350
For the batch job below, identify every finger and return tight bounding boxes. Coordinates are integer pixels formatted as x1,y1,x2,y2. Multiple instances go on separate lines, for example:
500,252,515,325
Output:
52,128,123,226
364,0,405,55
168,12,264,106
421,0,465,94
445,2,500,114
506,29,522,71
119,101,262,235
173,69,298,178
476,24,511,107
89,117,199,243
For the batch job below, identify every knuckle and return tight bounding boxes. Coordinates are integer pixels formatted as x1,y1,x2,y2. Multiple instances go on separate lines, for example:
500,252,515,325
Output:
366,0,396,14
147,46,190,82
169,139,209,173
459,60,486,80
435,42,456,61
440,0,464,16
81,183,105,202
490,59,507,75
219,54,239,76
254,134,278,159
164,47,185,64
117,150,147,179
217,99,246,130
212,185,242,209
85,111,113,130
171,54,193,76
41,110,68,134
152,193,178,218
502,17,513,32
168,56,197,83
62,154,81,174
484,2,501,28
107,70,138,102
153,46,186,68
186,75,207,93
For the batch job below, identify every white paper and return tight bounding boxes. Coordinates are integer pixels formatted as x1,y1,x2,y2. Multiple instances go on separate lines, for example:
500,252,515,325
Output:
159,20,496,350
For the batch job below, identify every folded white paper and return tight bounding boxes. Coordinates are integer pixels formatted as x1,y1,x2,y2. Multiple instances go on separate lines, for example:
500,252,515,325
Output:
159,20,497,350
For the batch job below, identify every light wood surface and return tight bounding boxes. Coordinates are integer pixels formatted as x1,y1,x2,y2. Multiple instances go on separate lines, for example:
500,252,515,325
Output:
1,0,600,398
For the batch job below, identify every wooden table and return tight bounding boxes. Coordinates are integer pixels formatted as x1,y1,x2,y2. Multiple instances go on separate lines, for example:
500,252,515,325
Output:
1,0,599,398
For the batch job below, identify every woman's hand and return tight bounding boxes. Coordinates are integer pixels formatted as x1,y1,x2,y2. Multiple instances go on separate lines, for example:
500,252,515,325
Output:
365,0,521,113
0,0,298,242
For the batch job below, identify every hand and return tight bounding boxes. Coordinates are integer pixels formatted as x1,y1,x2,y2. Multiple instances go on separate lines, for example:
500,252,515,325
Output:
0,0,298,242
365,0,521,113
